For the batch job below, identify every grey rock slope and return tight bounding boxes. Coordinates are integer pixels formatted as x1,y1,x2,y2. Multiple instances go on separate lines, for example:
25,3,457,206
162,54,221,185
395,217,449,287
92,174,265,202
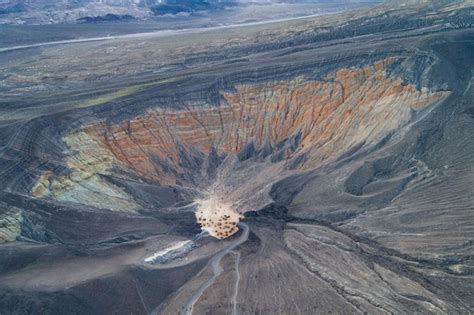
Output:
0,1,473,314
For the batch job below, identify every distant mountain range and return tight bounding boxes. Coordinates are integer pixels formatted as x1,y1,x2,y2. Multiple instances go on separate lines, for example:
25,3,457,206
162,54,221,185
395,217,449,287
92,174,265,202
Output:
0,0,381,24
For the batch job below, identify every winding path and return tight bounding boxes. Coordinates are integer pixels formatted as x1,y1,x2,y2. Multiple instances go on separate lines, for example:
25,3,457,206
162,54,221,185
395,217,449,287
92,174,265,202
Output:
181,222,249,315
231,251,241,315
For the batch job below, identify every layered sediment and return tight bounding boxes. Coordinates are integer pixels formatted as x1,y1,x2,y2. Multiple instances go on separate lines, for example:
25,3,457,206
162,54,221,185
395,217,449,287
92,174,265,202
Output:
61,59,445,179
31,131,138,212
0,211,22,243
32,58,448,237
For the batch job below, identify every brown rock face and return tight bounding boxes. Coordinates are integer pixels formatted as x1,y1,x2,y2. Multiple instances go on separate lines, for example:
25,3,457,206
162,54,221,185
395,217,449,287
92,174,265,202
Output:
32,58,448,236
79,58,447,183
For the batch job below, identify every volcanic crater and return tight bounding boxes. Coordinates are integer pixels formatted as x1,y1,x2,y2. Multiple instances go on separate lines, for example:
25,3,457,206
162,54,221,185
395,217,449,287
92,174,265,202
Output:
31,57,448,239
0,1,473,313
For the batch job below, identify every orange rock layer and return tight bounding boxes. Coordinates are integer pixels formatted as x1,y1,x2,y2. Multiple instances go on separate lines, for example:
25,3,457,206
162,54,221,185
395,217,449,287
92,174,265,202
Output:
76,58,447,185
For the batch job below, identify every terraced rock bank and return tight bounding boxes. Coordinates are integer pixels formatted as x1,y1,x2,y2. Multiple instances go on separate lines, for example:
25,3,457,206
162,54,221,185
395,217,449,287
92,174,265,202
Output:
30,58,448,238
